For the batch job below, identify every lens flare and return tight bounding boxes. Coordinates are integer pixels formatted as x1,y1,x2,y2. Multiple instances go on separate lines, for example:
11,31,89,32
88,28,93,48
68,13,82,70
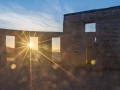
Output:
11,64,16,69
91,60,96,65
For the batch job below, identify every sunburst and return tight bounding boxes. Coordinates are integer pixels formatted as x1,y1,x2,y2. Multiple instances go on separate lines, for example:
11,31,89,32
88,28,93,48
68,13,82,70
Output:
13,31,80,90
28,43,33,48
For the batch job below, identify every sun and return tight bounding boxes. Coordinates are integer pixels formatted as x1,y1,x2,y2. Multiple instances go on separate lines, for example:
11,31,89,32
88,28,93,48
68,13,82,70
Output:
28,43,33,48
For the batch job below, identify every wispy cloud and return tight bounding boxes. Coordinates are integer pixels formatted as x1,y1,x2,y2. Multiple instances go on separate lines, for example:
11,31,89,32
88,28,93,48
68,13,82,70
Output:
0,1,74,32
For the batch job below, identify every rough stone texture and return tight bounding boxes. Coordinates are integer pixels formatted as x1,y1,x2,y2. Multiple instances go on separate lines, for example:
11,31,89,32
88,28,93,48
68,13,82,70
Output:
64,6,120,69
0,6,120,90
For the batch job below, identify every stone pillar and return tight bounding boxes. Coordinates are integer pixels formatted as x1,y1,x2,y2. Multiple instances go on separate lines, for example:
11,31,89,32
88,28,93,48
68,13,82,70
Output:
15,31,30,68
38,34,52,60
0,33,6,66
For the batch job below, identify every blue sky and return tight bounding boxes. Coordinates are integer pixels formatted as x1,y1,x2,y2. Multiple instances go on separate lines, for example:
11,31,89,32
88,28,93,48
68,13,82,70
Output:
2,0,120,48
0,0,120,32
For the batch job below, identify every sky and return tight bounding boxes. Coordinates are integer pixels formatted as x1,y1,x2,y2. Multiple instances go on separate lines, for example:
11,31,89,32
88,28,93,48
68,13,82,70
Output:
0,0,120,32
52,37,60,52
2,0,120,48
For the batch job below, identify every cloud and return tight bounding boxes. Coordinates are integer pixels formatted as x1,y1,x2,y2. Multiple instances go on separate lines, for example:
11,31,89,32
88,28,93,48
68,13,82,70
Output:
0,1,74,32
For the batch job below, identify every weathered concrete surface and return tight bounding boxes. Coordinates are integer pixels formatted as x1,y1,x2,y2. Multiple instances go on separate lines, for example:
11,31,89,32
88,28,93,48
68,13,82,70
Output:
0,6,120,90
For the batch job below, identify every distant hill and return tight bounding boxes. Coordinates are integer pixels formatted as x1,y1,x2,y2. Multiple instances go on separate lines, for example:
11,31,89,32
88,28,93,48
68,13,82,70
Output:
52,49,60,52
6,46,15,52
6,46,15,58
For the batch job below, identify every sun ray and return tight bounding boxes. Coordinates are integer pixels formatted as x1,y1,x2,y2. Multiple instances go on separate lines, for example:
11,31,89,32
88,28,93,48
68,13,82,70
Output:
16,42,28,45
14,32,28,44
32,31,36,37
31,49,45,74
11,47,29,84
31,49,38,59
10,30,84,87
19,47,29,69
38,33,44,39
29,48,33,90
37,51,80,82
38,39,51,44
36,59,46,74
23,31,29,43
15,45,27,49
14,46,28,59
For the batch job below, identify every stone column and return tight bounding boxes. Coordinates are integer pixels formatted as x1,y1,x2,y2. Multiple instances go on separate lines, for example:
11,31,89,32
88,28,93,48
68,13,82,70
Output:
0,33,6,67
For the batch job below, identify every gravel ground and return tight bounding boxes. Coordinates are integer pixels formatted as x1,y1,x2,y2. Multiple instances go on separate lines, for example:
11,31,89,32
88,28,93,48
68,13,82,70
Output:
0,59,120,90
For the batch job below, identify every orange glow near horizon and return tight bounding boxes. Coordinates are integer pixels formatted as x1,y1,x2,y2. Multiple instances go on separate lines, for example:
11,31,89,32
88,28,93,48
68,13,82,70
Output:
52,37,60,52
6,36,15,48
